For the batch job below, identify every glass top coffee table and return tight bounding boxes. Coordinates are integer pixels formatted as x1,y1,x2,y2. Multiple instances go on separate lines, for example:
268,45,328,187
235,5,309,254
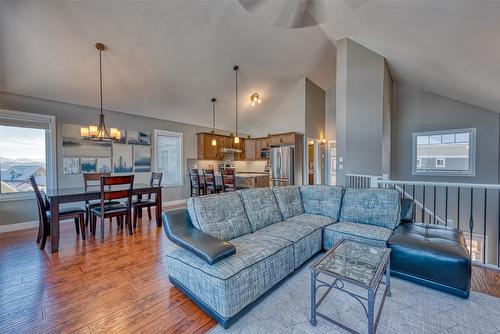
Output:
309,239,391,334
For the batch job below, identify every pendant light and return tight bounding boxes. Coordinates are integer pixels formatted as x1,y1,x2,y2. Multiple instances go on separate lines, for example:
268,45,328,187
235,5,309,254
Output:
211,97,217,146
233,65,240,144
80,42,119,141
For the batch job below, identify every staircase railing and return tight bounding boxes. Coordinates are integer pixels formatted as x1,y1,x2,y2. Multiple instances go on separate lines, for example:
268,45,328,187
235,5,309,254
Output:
345,174,500,268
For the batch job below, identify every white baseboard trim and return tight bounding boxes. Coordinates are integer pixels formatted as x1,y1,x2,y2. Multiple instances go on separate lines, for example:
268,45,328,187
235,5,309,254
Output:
162,199,188,207
0,219,76,234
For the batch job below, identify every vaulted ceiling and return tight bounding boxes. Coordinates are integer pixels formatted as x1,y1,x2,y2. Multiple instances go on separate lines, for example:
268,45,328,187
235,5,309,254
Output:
1,1,500,135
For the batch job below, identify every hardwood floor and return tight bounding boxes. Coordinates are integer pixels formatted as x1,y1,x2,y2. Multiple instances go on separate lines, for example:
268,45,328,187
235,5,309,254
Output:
1,207,499,333
0,205,216,334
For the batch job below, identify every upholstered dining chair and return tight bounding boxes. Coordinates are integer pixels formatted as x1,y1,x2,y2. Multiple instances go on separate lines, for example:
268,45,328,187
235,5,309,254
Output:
189,169,205,197
202,169,222,194
29,176,86,249
132,172,162,228
90,175,134,241
83,172,120,233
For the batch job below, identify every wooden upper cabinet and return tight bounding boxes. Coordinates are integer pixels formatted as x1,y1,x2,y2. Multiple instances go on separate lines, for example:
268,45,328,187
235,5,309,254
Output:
269,133,296,146
245,139,256,160
197,133,218,160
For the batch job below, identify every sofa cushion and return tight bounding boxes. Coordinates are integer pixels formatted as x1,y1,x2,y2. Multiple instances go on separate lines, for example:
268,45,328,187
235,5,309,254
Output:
388,223,471,292
339,188,401,229
239,188,283,232
166,233,294,318
323,221,393,249
187,192,252,241
300,185,343,221
286,213,335,229
272,186,304,219
256,219,323,268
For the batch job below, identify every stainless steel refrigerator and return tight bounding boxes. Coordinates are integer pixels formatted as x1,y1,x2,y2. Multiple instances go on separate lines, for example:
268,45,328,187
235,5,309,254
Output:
270,146,294,186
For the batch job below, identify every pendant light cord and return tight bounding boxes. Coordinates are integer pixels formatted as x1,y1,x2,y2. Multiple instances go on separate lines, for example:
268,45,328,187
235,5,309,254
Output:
99,49,103,117
234,66,238,137
211,98,216,132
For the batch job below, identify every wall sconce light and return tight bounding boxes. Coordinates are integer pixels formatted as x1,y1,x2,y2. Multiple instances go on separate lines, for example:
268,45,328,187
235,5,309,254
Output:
321,138,327,144
250,93,262,106
308,140,315,145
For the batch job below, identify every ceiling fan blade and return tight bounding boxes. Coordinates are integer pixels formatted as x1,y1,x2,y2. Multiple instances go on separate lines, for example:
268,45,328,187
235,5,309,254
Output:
238,0,268,13
344,0,368,10
274,0,326,29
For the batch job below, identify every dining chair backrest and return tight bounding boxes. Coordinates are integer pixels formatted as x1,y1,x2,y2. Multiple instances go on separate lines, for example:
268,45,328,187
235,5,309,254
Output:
148,172,163,200
98,175,134,213
202,169,216,193
221,168,235,192
83,172,111,190
189,169,202,196
29,176,48,222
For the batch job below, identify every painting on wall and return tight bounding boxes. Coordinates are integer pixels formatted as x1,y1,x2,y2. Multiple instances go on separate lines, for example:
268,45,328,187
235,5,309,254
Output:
113,144,133,173
81,158,97,173
96,158,112,173
63,158,80,175
138,131,151,146
127,131,139,145
62,137,112,157
133,146,151,172
117,130,126,144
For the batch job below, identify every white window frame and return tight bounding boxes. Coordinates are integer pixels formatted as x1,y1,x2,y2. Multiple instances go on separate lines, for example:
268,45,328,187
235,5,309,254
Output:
153,129,184,188
435,158,445,168
412,128,476,177
0,109,57,202
416,158,422,168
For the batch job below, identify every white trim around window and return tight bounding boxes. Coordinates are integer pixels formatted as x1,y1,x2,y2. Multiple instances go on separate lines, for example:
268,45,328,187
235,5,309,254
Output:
0,109,57,201
153,129,184,188
412,128,476,177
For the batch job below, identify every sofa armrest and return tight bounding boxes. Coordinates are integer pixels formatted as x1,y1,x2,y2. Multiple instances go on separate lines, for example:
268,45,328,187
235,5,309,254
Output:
162,209,236,264
400,198,414,223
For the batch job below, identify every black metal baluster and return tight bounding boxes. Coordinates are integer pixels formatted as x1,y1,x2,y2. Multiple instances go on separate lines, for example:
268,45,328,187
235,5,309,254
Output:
412,185,416,222
422,185,426,223
483,188,487,264
498,189,500,267
469,188,474,262
402,184,406,198
433,185,437,224
457,187,461,230
445,186,449,226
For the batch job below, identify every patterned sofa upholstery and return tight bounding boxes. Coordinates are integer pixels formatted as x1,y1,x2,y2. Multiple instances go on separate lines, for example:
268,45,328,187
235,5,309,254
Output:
164,185,404,328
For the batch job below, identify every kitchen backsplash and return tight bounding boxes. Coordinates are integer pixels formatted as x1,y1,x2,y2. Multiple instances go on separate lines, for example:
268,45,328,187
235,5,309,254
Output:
186,159,267,173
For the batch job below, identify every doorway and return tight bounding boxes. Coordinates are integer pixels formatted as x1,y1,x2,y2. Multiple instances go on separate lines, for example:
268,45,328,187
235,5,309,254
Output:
306,138,320,185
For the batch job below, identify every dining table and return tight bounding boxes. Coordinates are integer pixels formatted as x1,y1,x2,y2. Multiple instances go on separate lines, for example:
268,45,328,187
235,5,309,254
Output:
45,183,162,253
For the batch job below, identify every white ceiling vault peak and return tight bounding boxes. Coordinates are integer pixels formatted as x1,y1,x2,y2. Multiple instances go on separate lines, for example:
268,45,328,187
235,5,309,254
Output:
0,0,336,134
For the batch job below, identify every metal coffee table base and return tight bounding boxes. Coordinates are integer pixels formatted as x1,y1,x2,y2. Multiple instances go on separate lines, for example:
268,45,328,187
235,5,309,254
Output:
310,263,391,334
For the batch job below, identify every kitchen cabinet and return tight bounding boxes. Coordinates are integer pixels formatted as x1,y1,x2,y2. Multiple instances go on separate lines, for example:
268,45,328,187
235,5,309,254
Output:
245,139,256,160
197,133,225,160
255,137,269,159
269,133,296,146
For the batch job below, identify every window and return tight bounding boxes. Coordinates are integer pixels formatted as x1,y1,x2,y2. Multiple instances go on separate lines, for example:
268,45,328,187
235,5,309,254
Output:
0,109,56,199
412,128,475,176
154,130,183,187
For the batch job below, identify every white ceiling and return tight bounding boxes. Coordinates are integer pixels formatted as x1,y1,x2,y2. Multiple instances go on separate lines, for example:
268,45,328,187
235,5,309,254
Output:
319,0,500,113
2,0,500,136
0,0,335,133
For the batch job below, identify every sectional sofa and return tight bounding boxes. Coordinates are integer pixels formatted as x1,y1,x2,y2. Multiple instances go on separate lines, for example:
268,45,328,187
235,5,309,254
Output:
163,186,471,329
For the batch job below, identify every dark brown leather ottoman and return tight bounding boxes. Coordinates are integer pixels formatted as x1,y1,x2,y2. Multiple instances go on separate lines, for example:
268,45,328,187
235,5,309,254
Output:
388,223,471,298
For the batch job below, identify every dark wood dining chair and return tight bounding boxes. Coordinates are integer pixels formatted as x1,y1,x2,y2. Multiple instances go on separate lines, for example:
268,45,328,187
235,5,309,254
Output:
189,169,205,197
29,176,86,250
221,168,236,192
132,172,162,228
83,172,119,233
202,169,222,194
90,175,134,241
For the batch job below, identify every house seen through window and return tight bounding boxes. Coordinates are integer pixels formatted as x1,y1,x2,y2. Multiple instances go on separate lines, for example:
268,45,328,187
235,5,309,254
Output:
412,128,476,176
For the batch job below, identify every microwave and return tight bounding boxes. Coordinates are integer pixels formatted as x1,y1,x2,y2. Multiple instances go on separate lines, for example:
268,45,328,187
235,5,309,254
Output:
260,149,270,159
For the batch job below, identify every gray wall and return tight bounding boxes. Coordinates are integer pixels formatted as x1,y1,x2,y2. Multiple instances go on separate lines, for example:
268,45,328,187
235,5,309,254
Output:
305,78,326,140
336,38,389,184
391,82,499,184
0,92,232,226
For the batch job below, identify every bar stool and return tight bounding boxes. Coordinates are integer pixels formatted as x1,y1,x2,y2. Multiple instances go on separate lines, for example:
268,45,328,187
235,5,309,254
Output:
203,169,222,194
189,169,205,196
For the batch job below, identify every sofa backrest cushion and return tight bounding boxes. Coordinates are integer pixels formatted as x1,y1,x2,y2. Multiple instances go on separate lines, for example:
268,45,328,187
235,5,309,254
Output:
300,185,343,221
272,186,304,219
239,188,283,231
339,188,401,229
187,192,252,241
